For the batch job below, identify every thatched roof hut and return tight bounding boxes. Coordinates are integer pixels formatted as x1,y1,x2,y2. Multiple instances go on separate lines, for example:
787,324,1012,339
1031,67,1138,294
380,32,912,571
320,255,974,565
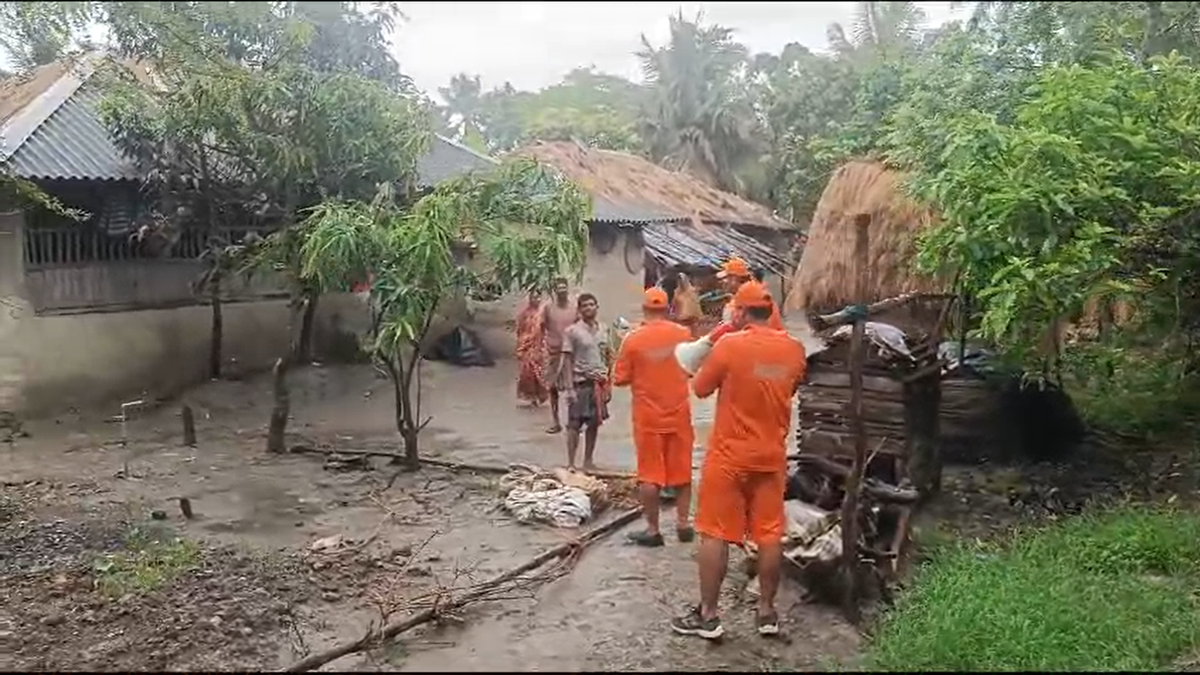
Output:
785,161,945,315
514,140,797,277
515,141,795,232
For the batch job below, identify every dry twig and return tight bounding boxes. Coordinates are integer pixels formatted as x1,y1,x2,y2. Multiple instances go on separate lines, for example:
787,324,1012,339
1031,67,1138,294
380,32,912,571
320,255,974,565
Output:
283,506,643,672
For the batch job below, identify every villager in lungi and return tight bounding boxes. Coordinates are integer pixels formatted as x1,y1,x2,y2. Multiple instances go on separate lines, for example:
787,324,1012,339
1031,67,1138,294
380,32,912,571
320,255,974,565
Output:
541,277,578,434
717,257,785,330
672,281,807,641
558,293,610,471
613,287,696,547
514,290,549,407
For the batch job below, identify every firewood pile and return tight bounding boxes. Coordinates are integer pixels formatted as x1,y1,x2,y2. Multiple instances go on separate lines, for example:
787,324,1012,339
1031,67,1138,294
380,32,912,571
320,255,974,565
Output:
796,321,940,467
787,320,935,604
745,454,920,605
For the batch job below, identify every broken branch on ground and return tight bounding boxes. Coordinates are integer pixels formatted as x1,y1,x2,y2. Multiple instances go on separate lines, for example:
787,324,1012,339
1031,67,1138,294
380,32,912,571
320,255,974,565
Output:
283,505,643,673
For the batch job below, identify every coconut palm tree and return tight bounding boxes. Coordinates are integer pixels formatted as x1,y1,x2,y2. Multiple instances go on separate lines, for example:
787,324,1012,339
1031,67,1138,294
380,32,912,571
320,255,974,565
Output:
637,11,760,193
437,72,489,151
826,1,928,57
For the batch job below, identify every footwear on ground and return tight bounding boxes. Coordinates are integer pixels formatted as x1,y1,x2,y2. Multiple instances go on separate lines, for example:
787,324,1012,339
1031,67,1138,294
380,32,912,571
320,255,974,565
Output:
670,606,724,640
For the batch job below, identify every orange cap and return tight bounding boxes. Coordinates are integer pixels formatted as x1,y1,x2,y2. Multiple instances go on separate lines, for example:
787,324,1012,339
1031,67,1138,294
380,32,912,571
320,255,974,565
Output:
717,257,751,279
733,280,774,309
643,287,669,309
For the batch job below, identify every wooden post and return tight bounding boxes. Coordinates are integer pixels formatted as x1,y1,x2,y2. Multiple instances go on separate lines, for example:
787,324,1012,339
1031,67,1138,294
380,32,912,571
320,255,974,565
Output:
181,405,196,447
839,213,871,623
267,358,290,454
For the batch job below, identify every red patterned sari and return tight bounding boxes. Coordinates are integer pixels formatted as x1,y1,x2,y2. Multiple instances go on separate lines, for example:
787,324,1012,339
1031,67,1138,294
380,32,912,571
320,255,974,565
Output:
515,298,549,406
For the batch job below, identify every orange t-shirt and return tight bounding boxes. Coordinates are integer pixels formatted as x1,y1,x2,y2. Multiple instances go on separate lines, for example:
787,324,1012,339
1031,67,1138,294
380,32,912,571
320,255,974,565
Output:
722,282,786,331
612,318,694,434
692,325,807,472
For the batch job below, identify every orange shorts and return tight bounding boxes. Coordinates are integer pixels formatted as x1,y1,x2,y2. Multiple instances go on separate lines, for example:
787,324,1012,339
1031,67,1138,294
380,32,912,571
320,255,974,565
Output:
694,461,786,546
634,426,694,488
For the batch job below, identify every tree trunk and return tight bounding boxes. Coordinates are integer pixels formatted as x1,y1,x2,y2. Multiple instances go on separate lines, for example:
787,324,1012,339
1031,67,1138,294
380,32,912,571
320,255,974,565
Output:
267,357,289,453
384,355,421,470
209,272,223,380
296,292,319,363
839,214,871,625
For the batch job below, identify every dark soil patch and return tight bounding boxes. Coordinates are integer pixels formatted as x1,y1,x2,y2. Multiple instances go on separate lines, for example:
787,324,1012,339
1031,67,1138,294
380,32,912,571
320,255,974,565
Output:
0,483,317,671
924,437,1198,543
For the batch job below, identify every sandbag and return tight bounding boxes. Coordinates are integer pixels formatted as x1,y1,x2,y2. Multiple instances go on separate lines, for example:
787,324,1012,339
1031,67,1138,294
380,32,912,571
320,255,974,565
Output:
425,325,494,367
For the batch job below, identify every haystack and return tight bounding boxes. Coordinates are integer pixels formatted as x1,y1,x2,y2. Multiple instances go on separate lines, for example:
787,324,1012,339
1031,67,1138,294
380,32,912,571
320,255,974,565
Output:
785,161,944,315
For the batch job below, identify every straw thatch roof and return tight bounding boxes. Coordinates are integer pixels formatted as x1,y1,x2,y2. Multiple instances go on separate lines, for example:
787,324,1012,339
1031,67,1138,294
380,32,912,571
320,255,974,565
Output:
0,61,73,127
785,160,945,313
514,140,795,231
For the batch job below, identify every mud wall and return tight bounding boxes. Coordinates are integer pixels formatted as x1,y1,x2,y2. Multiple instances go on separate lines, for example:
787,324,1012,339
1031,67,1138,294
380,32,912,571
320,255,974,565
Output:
468,226,647,359
0,209,369,417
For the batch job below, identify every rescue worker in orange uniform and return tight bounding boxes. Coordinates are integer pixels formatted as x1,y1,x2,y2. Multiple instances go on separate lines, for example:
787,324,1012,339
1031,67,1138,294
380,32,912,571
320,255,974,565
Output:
717,257,785,331
613,287,696,547
671,281,807,640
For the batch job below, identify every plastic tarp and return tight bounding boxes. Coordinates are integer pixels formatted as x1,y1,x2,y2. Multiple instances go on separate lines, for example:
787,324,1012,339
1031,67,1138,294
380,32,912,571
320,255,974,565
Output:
938,340,998,377
831,321,913,361
425,325,495,367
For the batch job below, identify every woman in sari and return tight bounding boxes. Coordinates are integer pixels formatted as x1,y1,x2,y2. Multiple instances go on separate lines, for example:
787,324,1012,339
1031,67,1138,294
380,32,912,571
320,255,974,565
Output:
514,291,550,406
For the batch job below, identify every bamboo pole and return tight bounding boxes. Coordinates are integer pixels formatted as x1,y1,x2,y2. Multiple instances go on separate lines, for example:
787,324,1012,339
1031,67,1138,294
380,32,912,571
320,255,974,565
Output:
839,213,871,624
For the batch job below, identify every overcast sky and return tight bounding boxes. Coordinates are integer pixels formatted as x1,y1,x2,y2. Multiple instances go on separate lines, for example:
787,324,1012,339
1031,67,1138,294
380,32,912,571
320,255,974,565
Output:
0,2,966,98
394,1,966,97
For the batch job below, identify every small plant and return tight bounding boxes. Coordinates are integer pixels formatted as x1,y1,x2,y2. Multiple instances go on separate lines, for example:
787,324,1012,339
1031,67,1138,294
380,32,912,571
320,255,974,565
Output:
92,526,201,598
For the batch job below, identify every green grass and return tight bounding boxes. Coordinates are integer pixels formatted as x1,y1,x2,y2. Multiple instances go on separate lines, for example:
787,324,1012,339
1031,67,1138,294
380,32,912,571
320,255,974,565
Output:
92,525,201,598
868,505,1200,672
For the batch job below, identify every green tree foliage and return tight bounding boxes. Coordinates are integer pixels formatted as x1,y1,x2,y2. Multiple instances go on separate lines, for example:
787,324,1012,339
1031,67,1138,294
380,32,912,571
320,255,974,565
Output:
882,2,1200,435
300,159,589,466
0,2,94,73
439,68,647,153
94,1,430,366
637,11,759,193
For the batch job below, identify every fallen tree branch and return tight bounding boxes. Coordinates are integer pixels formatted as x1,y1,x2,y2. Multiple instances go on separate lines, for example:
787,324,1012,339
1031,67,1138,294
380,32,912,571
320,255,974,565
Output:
421,457,635,482
282,506,644,673
288,444,636,482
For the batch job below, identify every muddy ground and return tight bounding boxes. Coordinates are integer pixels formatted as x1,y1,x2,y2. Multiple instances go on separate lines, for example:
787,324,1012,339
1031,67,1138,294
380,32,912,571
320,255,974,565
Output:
1,361,861,672
1,358,1191,671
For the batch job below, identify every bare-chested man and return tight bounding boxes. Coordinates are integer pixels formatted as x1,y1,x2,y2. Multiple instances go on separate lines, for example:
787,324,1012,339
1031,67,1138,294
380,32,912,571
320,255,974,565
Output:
541,277,578,434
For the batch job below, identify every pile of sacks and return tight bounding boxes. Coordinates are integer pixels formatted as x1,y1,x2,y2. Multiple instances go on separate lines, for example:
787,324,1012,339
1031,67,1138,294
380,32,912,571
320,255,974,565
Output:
499,464,611,528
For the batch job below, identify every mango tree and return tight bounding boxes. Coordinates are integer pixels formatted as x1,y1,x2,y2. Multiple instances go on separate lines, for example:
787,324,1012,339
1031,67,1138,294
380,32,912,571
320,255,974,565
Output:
897,54,1200,377
299,158,590,468
96,1,429,370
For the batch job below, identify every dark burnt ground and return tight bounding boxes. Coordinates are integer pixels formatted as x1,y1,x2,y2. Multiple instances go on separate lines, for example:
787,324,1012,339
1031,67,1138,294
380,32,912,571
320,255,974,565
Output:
919,433,1200,546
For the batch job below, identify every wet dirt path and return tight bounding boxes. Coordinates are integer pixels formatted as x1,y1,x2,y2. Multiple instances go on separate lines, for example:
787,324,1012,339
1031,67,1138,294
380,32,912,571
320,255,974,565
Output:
2,343,856,672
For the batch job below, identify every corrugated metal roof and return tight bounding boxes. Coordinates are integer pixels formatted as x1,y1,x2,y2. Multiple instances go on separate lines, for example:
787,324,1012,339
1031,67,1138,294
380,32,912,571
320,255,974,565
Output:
416,134,497,187
590,195,676,225
643,220,791,274
7,81,138,181
2,63,501,186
